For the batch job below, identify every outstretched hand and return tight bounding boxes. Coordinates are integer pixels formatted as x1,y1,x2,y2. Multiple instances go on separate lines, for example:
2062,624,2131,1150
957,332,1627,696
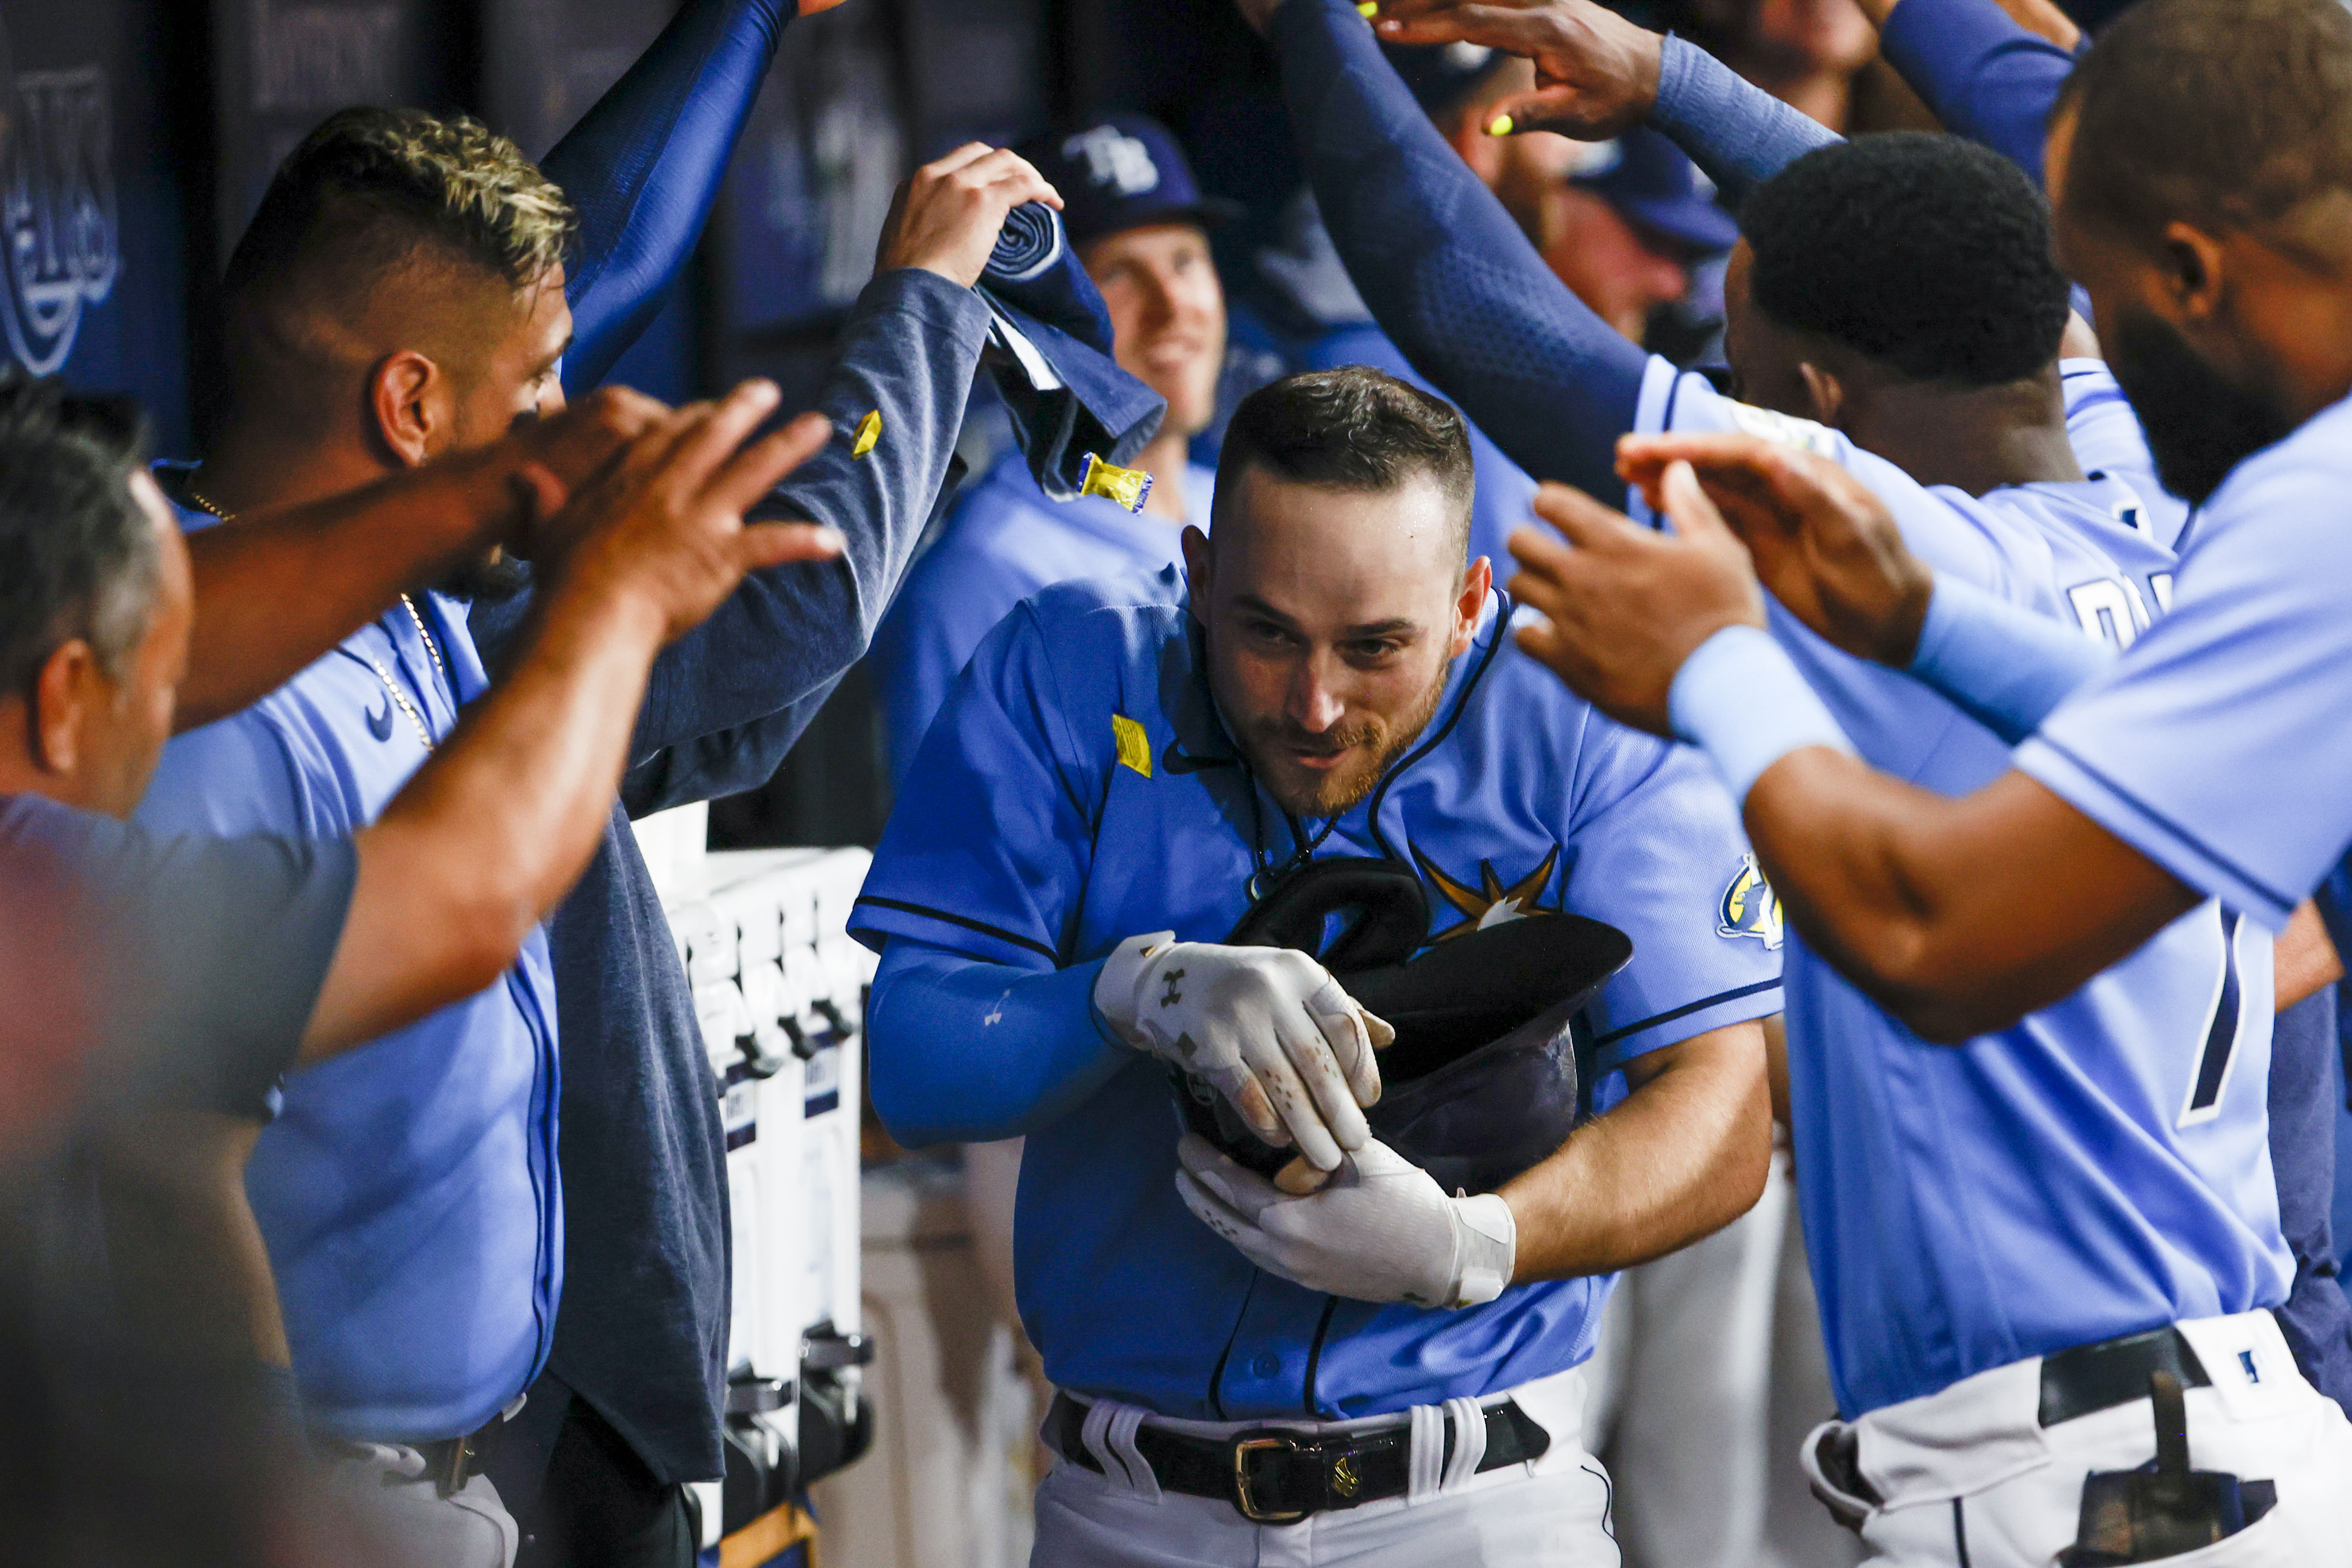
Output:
876,142,1063,288
1615,432,1936,668
1506,461,1766,735
547,381,845,646
1370,0,1663,141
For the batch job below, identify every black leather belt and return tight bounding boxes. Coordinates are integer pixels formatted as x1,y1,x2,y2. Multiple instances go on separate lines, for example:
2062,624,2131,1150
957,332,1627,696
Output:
2038,1324,2211,1428
412,1415,505,1498
1047,1391,1550,1523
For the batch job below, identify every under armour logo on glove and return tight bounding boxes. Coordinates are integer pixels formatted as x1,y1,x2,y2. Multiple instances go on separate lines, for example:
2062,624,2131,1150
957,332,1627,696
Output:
1092,932,1389,1173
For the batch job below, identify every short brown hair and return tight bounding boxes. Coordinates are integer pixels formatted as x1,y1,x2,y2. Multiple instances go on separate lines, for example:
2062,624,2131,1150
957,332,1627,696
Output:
1215,367,1476,563
2057,0,2352,245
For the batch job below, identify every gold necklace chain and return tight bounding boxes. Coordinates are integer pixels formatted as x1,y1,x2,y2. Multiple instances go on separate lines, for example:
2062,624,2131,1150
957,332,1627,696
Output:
186,478,439,751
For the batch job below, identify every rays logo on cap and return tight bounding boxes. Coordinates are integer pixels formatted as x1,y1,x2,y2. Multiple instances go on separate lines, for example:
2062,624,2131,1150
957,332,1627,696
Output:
1063,124,1161,197
1718,853,1783,950
0,20,119,377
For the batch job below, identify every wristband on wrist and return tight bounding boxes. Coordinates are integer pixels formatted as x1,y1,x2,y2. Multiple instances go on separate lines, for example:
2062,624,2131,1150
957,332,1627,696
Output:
1450,1192,1517,1308
1908,573,2118,746
1668,624,1858,804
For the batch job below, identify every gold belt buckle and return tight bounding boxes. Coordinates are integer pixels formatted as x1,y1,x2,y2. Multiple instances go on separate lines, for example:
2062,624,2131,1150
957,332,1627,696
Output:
1232,1434,1309,1523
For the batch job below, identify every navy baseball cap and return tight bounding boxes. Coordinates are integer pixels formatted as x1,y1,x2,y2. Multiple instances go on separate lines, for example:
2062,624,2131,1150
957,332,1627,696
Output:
1569,127,1740,257
1015,114,1243,249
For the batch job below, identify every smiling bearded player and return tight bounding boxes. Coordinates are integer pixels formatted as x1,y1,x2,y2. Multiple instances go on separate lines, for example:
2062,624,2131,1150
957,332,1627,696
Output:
849,366,1781,1567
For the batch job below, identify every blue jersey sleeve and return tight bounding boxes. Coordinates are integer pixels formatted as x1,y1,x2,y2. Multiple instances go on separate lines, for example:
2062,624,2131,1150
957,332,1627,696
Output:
863,939,1128,1146
1269,0,1645,500
2016,413,2352,928
1549,691,1784,1066
137,705,332,840
546,0,792,393
1877,0,2078,186
850,598,1107,968
1648,33,1841,206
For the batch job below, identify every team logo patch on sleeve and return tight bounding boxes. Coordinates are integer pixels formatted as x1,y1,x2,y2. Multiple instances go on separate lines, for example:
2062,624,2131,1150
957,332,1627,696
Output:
1718,854,1784,950
1726,401,1840,457
851,410,883,458
1111,713,1152,777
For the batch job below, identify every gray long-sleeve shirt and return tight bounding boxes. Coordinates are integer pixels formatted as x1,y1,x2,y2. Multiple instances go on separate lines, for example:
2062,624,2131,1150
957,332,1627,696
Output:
471,267,991,1481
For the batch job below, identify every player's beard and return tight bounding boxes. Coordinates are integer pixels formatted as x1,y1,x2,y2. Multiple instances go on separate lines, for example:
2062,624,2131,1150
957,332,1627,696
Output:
1239,669,1449,821
2107,308,2298,507
434,546,531,603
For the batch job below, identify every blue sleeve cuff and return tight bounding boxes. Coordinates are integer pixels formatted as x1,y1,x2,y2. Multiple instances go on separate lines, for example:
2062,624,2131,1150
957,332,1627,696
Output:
1908,573,2114,745
1650,33,1842,205
1669,625,1858,803
1876,0,2079,183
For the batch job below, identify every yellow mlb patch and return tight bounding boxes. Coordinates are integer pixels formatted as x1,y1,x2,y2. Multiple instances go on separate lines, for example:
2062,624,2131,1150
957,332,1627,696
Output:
1725,400,1839,457
1111,713,1152,777
851,409,882,458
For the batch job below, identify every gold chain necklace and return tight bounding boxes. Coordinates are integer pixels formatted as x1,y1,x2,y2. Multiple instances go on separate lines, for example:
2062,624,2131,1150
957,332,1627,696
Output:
187,478,440,751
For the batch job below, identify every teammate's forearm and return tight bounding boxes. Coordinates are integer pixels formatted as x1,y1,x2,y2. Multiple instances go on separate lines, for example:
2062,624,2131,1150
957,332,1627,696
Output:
1876,0,2078,185
1499,1021,1771,1278
1743,750,2201,1039
1272,0,1645,498
178,459,519,731
1906,573,2115,744
302,579,668,1060
865,942,1129,1145
548,0,792,391
1649,35,1841,206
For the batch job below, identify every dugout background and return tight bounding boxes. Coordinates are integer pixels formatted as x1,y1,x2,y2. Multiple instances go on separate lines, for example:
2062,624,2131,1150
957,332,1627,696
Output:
0,0,2168,847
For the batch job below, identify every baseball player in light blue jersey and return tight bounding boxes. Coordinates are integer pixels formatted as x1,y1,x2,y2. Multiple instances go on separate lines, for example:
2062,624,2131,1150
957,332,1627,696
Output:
1483,0,2352,1558
1249,0,2352,1558
854,368,1780,1565
871,114,1229,784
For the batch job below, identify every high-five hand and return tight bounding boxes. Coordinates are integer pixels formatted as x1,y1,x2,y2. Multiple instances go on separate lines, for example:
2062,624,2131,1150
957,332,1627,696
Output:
1095,935,1390,1173
1507,462,1767,735
1369,0,1664,141
1616,431,1938,668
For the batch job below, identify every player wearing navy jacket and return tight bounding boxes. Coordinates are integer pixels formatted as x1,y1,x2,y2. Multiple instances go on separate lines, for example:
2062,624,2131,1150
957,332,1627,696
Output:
856,368,1779,1566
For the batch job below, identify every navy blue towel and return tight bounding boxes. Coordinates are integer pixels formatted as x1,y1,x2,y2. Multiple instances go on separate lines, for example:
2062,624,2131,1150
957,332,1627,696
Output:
975,204,1166,501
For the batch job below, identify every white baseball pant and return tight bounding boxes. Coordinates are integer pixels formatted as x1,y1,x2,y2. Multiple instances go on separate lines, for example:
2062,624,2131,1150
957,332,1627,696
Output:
1028,1367,1622,1566
1803,1309,2352,1567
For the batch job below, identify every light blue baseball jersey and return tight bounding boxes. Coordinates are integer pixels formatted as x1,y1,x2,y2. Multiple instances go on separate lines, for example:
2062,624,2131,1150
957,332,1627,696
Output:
868,447,1211,786
1636,357,2294,1415
849,567,1781,1419
137,488,561,1443
2018,392,2352,930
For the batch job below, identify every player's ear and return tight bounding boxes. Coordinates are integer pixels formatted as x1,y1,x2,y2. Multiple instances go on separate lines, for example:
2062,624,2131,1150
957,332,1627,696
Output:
2156,220,2227,323
27,637,98,777
1181,523,1214,626
1454,555,1492,655
1795,363,1844,431
368,350,442,469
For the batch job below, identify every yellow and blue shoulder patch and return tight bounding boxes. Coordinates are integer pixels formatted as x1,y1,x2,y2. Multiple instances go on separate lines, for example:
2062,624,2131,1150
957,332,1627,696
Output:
851,409,882,458
1725,400,1840,458
1111,713,1152,778
1718,853,1784,950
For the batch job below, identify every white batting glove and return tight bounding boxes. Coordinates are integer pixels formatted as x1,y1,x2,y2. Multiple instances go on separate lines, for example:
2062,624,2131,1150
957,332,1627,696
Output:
1094,933,1390,1172
1174,1134,1517,1309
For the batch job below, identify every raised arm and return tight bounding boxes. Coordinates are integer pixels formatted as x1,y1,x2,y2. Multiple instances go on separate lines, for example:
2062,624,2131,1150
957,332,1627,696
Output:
1251,0,1647,498
545,0,801,392
178,391,650,731
1371,0,1839,206
301,386,841,1060
1871,0,2079,185
1503,450,2201,1040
